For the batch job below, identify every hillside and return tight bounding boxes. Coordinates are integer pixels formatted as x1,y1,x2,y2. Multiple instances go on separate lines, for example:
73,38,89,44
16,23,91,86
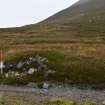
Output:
0,0,105,47
24,0,105,42
0,0,105,85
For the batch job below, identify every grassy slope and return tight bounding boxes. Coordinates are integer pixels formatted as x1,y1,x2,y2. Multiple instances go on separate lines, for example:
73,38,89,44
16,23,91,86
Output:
0,0,105,85
2,44,105,85
1,0,105,46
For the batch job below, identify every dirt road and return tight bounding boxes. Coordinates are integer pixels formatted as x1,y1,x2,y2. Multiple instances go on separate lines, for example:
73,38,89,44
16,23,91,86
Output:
0,85,105,104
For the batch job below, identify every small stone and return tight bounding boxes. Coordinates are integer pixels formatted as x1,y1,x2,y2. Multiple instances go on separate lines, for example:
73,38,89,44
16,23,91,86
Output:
28,68,35,74
43,82,49,89
29,57,33,60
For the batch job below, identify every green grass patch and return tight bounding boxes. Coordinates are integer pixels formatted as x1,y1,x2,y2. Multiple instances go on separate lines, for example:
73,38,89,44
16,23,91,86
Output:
1,50,105,85
0,95,97,105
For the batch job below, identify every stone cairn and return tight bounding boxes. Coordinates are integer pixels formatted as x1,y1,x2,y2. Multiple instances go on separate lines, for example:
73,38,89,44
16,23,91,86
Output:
3,55,56,89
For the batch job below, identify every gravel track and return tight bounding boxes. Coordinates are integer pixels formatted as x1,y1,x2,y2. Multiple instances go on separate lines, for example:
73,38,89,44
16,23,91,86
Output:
0,85,105,104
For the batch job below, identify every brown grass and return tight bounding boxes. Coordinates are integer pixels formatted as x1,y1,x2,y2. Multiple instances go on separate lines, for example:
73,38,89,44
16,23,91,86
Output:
3,43,105,60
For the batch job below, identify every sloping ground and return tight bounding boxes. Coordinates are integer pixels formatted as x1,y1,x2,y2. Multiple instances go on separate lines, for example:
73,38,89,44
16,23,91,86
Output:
0,0,105,47
0,0,105,85
22,0,105,43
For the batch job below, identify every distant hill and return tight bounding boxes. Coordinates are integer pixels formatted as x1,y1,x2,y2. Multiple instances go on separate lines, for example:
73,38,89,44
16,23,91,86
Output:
0,0,105,45
37,0,105,42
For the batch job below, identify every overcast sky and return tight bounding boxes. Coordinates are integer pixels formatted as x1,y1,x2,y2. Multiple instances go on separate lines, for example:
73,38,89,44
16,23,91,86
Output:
0,0,79,28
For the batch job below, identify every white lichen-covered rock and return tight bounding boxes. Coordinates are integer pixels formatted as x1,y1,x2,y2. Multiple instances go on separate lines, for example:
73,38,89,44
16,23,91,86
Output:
29,57,33,60
17,62,23,69
28,68,35,74
43,82,49,89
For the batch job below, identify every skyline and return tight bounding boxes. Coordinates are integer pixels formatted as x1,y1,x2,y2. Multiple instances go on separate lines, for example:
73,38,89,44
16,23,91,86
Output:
0,0,79,28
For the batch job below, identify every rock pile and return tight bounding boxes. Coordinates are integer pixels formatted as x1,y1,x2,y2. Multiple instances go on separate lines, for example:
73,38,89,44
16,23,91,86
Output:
2,55,56,86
